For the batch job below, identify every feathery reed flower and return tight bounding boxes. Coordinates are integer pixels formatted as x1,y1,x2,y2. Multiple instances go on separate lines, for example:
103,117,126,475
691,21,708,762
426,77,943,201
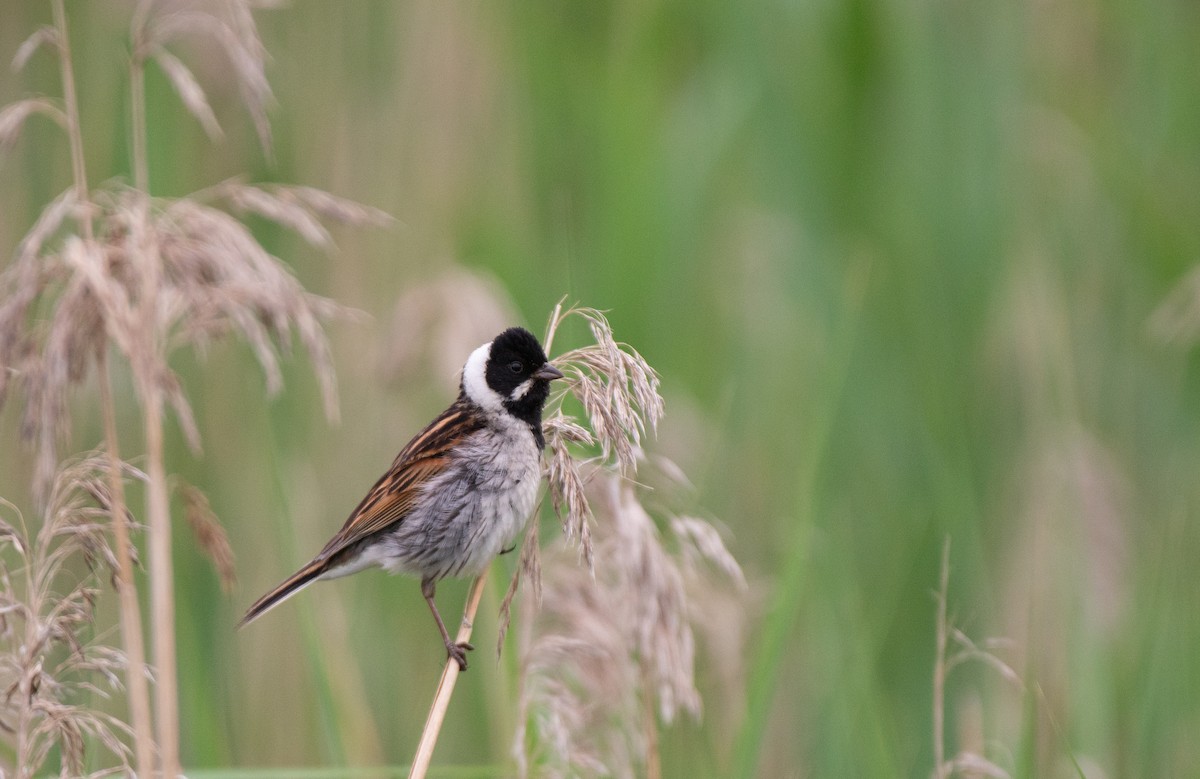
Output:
498,304,745,778
0,453,146,778
543,303,664,561
499,303,663,640
513,472,745,779
0,181,368,500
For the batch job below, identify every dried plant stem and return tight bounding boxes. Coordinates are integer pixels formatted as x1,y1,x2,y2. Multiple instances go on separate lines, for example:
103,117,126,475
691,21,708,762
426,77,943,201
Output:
50,0,91,240
933,537,951,779
408,568,491,779
130,21,149,195
130,8,181,773
641,657,662,779
99,353,156,778
143,377,179,778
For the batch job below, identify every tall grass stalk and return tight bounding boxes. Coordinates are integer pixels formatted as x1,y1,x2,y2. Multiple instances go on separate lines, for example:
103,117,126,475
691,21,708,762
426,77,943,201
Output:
144,379,178,777
640,655,661,779
408,570,492,779
49,0,88,242
99,354,156,778
128,4,180,771
50,0,156,772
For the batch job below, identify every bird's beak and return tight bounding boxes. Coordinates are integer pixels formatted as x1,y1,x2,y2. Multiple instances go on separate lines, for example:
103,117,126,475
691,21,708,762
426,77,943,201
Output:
534,363,565,381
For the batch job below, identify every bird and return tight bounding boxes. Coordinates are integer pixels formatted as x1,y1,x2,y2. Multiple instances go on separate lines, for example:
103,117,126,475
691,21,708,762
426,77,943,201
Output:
238,326,564,670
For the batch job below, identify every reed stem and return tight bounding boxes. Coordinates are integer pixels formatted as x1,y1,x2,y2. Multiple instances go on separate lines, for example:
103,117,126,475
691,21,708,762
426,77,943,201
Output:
641,656,661,779
50,2,164,773
129,4,180,771
49,0,91,241
143,373,179,778
408,569,491,779
99,353,156,778
130,32,149,196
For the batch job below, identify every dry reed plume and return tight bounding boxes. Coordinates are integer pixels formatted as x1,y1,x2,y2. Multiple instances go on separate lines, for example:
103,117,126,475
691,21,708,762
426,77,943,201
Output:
512,472,747,779
0,453,145,778
498,303,667,649
523,306,744,778
2,1,387,774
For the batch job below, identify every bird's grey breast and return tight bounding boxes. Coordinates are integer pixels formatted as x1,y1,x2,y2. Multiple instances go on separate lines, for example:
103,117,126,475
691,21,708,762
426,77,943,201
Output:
383,414,541,580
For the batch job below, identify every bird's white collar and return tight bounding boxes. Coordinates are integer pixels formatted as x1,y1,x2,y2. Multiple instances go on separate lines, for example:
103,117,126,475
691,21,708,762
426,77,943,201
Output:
462,341,504,413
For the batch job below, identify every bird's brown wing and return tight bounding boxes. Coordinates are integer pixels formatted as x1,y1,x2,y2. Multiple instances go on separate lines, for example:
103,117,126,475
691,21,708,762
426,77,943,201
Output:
238,399,486,628
315,398,485,561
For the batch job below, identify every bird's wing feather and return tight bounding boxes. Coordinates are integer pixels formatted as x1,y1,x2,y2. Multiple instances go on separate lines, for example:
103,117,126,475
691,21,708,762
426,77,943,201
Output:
315,400,485,560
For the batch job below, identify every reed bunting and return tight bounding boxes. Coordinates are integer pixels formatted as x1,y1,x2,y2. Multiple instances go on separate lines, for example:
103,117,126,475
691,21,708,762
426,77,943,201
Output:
239,327,564,670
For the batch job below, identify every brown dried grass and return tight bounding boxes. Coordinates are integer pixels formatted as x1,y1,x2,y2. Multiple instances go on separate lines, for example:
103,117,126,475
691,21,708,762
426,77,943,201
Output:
513,472,746,779
178,480,238,594
1,1,387,774
499,303,665,643
503,304,743,778
0,453,145,778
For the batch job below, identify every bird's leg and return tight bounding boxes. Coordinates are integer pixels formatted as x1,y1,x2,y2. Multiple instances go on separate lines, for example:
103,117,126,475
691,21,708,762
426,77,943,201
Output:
421,577,474,671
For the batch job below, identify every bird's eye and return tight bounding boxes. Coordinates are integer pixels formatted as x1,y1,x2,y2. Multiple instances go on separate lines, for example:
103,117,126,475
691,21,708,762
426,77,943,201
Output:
508,360,523,374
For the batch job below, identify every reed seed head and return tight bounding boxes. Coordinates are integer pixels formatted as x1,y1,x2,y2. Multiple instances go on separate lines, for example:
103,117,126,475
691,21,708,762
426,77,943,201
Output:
0,453,145,777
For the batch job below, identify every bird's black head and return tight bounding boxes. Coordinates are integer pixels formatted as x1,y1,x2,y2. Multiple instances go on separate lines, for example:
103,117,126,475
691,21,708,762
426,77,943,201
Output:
485,327,563,424
461,327,564,433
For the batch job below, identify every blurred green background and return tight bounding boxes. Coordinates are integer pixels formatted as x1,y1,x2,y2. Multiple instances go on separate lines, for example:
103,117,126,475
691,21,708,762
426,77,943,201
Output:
3,0,1200,776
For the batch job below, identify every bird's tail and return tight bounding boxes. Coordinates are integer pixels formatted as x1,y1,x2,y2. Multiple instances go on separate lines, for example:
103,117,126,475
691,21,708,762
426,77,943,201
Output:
237,559,325,629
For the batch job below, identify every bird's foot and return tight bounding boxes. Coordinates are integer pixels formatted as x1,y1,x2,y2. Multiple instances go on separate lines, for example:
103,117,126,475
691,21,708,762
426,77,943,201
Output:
447,640,475,671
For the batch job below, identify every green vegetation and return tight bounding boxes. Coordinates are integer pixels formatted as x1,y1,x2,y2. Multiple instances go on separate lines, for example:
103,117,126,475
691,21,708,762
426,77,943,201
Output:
1,0,1198,776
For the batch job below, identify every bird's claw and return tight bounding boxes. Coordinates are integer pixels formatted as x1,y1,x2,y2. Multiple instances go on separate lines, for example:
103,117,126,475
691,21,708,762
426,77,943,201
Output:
447,641,474,671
